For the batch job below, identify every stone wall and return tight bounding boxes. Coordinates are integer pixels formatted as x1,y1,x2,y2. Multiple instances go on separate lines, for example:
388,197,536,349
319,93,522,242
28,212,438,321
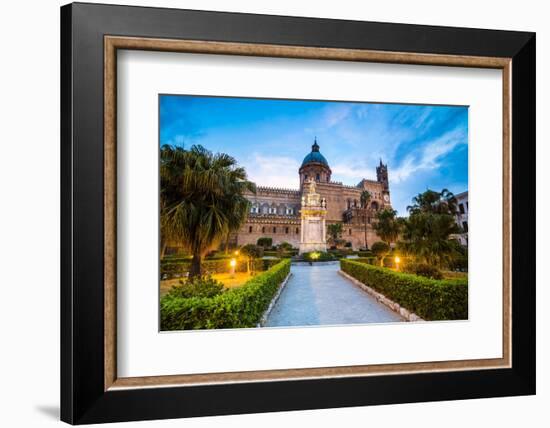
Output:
236,216,301,247
236,176,392,250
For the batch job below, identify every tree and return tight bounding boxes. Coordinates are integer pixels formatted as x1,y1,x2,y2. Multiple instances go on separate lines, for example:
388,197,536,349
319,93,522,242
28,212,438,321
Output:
400,211,461,268
371,241,390,267
240,244,264,275
360,190,372,249
160,144,256,278
373,208,402,247
257,237,273,248
327,223,343,247
407,188,458,215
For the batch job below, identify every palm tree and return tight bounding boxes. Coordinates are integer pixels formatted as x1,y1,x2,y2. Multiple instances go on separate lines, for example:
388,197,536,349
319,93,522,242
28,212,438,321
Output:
400,211,460,267
160,144,256,278
360,190,371,249
373,208,402,247
407,188,458,215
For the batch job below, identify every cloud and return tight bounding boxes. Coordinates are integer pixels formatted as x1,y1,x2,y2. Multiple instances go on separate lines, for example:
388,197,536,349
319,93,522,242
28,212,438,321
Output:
242,153,301,189
322,104,353,128
331,162,377,183
391,128,467,183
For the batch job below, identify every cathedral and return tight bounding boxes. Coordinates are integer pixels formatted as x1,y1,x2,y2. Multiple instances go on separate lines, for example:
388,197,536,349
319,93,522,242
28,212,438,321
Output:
234,139,392,250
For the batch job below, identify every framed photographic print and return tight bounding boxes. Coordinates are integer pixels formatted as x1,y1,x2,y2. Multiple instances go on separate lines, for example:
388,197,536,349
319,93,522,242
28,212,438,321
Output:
61,2,536,424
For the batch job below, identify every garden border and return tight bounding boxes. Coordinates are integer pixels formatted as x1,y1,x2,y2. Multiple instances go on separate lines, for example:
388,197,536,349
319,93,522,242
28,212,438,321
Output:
338,270,423,322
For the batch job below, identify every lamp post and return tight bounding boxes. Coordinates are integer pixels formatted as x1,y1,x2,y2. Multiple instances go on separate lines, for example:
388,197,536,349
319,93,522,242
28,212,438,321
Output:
229,258,237,278
395,256,401,271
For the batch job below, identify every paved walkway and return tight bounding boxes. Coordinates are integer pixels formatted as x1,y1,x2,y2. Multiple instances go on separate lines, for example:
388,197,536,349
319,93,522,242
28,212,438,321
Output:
265,262,404,327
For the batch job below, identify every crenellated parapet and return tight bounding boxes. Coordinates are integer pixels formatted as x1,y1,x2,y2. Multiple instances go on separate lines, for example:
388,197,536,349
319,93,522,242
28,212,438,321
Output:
245,214,301,224
255,186,301,196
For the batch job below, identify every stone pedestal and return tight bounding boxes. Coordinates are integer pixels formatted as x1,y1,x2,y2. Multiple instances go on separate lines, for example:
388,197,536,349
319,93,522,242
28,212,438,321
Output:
299,179,327,254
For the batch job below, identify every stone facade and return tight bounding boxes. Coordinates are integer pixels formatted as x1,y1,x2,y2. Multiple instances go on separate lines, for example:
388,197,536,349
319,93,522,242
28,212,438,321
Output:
235,140,392,250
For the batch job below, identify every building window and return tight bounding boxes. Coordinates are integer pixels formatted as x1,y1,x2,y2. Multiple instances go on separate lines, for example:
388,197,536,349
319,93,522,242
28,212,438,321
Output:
285,227,289,234
285,207,294,215
248,226,252,233
304,174,308,181
459,203,465,214
316,173,320,181
268,207,277,214
262,226,265,233
296,227,299,234
349,229,352,235
273,227,277,233
462,221,468,233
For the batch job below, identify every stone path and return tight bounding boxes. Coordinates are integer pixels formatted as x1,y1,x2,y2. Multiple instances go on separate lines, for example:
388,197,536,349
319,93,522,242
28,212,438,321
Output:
265,262,404,327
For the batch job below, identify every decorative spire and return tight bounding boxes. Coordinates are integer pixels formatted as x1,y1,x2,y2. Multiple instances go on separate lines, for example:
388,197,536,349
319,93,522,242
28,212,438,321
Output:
312,137,320,152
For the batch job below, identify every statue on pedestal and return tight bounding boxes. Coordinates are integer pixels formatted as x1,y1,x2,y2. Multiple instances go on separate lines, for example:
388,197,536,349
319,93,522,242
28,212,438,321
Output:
299,178,327,254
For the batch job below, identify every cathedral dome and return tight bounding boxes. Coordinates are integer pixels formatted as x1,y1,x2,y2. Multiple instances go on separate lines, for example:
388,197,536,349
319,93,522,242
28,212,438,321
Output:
301,139,329,167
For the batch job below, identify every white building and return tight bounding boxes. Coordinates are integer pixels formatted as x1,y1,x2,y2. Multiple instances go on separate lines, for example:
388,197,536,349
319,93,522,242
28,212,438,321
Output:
454,191,468,246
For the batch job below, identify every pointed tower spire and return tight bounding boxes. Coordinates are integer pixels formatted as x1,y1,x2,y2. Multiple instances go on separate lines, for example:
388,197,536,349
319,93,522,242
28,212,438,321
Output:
312,137,320,152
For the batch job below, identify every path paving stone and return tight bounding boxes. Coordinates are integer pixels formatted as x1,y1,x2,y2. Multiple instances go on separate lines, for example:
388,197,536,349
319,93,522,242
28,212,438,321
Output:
266,262,404,327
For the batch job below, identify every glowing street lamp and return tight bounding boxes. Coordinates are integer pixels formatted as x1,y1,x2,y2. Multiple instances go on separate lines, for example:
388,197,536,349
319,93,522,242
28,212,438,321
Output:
395,256,401,271
229,258,237,278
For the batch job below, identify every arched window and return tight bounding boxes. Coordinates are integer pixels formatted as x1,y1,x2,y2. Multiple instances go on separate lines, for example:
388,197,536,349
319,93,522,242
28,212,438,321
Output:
285,227,289,234
371,201,379,211
248,226,253,233
262,226,265,233
273,227,277,233
296,227,299,234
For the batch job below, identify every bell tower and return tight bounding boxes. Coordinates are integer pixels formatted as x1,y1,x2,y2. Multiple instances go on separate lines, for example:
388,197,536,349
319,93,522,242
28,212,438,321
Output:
376,159,389,191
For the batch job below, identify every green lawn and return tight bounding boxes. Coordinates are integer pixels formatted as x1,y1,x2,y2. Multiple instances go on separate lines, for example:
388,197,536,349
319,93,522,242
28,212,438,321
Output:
160,272,252,297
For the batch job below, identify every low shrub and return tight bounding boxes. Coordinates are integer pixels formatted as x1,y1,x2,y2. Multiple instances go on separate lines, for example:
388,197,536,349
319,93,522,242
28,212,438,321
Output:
357,250,373,258
256,237,273,248
403,262,444,280
301,251,336,262
161,259,291,330
278,241,294,251
160,256,279,279
340,259,468,320
161,258,247,278
264,250,297,258
166,276,224,299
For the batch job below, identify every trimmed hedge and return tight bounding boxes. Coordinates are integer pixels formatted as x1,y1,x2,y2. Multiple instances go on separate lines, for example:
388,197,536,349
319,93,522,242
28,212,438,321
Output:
161,259,291,330
264,250,298,258
340,259,468,321
161,257,280,278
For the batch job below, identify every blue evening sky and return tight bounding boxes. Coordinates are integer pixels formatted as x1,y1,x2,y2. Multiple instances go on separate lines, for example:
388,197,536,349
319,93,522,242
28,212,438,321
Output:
160,95,468,216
